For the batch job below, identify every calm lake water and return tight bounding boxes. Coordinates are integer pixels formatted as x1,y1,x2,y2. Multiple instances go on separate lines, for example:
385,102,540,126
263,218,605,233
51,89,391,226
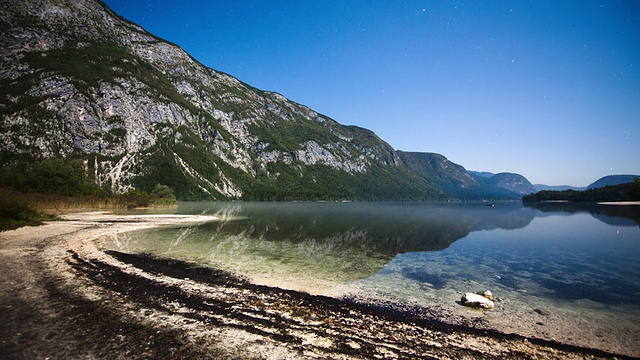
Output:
105,201,640,345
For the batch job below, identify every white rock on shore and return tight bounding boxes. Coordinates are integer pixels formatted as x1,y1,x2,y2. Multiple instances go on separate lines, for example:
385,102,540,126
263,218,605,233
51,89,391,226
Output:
461,293,495,309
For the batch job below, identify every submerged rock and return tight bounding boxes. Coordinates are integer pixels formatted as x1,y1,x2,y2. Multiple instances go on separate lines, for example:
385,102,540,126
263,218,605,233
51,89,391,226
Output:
461,293,495,309
534,308,550,316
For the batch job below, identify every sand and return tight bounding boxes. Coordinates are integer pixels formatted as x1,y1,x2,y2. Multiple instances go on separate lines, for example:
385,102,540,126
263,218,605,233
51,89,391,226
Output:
1,212,637,359
597,201,640,206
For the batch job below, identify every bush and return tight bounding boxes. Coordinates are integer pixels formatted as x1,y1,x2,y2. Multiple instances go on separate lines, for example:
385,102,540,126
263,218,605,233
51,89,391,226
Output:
151,184,177,205
0,188,44,230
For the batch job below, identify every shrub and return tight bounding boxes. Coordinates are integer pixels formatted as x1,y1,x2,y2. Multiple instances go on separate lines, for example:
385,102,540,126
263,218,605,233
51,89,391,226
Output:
151,184,177,205
0,188,43,230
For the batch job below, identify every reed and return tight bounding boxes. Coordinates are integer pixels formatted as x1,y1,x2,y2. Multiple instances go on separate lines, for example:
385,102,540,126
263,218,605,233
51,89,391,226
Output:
0,187,176,231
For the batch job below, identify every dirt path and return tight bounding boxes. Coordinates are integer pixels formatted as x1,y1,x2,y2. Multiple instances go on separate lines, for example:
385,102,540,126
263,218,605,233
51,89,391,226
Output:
0,214,636,359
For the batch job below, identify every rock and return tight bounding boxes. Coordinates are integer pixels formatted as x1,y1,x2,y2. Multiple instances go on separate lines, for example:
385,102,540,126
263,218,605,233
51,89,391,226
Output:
461,293,495,309
479,290,494,301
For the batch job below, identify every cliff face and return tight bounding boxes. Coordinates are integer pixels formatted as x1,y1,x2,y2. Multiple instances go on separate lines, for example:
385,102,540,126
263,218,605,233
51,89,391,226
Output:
1,0,438,200
0,0,523,201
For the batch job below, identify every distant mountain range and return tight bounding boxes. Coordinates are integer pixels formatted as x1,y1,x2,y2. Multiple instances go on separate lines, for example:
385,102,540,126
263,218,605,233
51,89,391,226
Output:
534,184,586,192
523,179,640,203
397,153,527,200
533,175,640,192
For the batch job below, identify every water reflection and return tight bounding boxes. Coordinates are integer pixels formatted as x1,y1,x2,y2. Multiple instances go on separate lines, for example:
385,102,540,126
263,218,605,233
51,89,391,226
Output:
106,201,640,305
106,201,640,353
179,201,535,253
108,202,536,287
524,201,640,226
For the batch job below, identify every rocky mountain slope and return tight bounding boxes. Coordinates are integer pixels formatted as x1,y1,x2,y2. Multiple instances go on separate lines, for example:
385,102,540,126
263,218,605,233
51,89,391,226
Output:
0,0,519,201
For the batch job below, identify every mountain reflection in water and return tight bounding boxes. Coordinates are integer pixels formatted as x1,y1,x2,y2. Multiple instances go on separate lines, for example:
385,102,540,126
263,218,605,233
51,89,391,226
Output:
523,201,640,226
191,202,535,253
108,202,535,287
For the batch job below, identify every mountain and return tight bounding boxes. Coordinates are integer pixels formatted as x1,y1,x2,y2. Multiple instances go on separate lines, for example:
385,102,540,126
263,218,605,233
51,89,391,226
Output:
486,173,537,195
587,175,640,190
0,0,514,201
468,171,495,179
470,172,537,196
397,151,478,188
399,153,523,199
0,0,426,200
534,184,585,192
533,175,640,192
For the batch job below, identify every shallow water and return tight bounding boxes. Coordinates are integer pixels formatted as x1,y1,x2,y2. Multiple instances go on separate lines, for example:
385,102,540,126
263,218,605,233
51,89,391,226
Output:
104,201,640,352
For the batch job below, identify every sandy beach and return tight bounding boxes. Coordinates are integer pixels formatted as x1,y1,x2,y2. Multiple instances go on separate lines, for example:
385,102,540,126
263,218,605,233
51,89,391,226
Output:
1,212,637,359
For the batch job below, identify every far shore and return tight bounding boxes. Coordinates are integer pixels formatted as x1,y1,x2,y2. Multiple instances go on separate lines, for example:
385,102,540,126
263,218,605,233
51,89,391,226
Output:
1,211,638,359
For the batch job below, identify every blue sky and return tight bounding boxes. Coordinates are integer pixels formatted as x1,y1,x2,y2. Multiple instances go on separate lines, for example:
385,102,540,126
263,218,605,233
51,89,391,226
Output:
102,0,639,186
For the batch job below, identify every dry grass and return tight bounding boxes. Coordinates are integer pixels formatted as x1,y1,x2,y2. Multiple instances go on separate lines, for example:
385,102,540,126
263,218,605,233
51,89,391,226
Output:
0,188,175,230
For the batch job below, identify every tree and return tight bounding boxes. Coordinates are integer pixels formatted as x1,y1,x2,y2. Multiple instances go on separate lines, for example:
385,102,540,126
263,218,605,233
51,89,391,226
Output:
151,184,177,204
632,178,640,200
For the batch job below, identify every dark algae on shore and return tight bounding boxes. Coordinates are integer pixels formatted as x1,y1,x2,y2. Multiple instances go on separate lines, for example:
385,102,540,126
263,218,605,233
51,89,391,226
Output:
63,250,637,359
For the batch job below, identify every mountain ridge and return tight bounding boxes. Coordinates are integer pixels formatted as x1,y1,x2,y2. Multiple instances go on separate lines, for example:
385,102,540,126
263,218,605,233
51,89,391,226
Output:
0,0,523,201
468,171,536,196
534,184,586,192
532,175,640,193
587,175,640,190
399,153,526,199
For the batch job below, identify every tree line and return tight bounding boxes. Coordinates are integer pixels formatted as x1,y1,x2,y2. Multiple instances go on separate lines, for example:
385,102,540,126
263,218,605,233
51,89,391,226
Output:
522,179,640,202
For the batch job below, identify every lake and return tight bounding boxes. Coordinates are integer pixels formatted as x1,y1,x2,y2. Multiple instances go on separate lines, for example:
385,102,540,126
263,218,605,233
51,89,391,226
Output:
103,201,640,352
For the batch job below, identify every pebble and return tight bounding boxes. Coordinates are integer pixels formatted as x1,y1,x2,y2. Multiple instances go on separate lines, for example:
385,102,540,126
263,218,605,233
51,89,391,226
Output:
479,290,494,301
534,308,550,316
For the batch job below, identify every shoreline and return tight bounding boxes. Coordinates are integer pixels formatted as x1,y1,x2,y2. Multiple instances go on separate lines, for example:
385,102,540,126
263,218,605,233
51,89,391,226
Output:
597,201,640,206
1,212,637,359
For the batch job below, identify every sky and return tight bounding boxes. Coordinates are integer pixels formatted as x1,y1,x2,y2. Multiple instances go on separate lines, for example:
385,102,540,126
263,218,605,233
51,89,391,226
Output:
102,0,639,187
